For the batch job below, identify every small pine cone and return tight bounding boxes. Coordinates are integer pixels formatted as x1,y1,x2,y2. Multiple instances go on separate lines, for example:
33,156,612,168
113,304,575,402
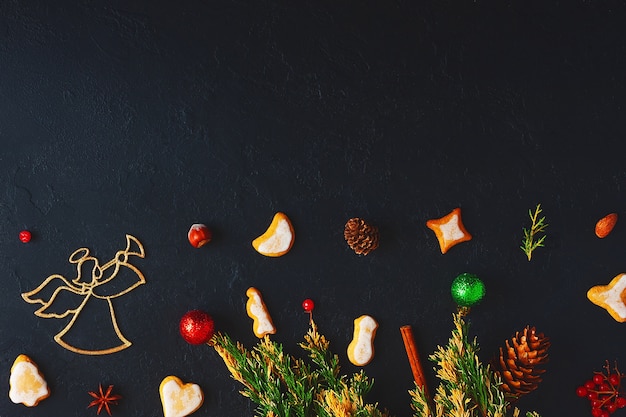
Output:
493,326,550,402
344,218,379,255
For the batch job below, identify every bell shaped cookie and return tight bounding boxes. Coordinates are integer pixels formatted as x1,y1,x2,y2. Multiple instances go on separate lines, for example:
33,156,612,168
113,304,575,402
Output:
9,354,50,407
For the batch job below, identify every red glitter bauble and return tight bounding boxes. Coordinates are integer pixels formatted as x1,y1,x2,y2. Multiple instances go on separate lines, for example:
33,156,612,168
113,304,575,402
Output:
179,310,215,345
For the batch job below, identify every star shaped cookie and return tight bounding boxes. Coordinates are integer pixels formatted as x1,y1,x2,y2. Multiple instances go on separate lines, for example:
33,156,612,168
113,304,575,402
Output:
426,207,472,254
587,273,626,322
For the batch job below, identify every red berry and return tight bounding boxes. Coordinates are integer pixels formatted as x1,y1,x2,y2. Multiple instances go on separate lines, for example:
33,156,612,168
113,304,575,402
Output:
588,391,599,400
577,386,588,397
592,408,604,417
19,230,31,243
179,310,215,345
594,374,606,385
302,299,314,312
600,383,611,391
607,403,617,413
616,397,626,408
609,374,621,386
591,399,602,408
587,380,598,389
601,411,610,417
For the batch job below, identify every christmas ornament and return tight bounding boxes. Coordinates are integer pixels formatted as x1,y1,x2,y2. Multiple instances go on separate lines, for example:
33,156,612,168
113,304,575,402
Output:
344,217,379,255
347,314,378,366
179,310,215,345
9,354,50,407
595,213,618,238
252,212,295,257
520,204,548,261
246,287,276,338
576,362,626,417
19,230,32,243
493,326,550,402
451,273,485,307
88,384,121,416
159,376,204,417
21,234,146,355
426,207,472,254
587,273,626,322
187,224,212,248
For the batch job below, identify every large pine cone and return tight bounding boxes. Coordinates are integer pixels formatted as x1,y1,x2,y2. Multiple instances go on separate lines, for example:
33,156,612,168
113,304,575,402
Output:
344,218,379,255
493,326,550,402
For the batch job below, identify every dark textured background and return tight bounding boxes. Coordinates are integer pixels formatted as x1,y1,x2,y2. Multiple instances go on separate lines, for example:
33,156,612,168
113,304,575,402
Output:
2,1,626,416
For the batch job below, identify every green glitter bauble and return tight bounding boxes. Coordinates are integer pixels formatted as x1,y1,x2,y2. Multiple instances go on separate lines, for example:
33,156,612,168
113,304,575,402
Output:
451,273,486,307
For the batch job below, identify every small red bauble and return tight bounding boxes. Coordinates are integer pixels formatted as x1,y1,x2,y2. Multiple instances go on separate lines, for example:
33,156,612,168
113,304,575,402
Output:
19,230,32,243
302,299,314,312
179,310,215,345
188,224,212,248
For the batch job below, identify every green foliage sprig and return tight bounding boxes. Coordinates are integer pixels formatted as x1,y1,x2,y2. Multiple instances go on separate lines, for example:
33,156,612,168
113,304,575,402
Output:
212,322,389,417
408,312,541,417
520,204,548,261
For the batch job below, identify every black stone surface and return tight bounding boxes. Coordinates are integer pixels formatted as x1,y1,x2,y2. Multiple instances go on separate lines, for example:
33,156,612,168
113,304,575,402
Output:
2,1,626,416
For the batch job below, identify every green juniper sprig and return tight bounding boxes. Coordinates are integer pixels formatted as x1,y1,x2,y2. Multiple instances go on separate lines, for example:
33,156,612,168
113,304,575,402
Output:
409,312,541,417
212,314,542,417
212,321,389,417
520,204,548,261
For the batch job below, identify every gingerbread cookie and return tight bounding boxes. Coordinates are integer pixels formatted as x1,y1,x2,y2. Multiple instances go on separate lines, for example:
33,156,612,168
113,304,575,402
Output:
347,315,378,366
587,273,626,322
246,287,276,338
252,212,295,257
159,376,203,417
426,207,472,254
9,354,50,407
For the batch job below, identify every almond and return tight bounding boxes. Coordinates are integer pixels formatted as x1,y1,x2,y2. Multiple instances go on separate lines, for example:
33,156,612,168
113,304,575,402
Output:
595,213,618,238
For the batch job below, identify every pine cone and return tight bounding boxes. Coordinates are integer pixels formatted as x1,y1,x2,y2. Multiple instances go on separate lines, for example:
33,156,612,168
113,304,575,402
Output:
493,326,550,402
344,218,379,255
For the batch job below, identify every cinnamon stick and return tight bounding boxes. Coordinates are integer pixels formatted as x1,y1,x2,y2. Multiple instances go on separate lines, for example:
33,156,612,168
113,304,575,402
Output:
400,325,429,397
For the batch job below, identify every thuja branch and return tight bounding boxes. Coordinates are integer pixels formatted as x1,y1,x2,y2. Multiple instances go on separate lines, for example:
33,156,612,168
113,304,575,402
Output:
408,312,541,417
520,204,548,261
212,321,389,417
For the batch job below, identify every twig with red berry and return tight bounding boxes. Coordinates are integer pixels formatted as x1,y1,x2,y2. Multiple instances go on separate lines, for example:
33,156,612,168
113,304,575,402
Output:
577,361,626,417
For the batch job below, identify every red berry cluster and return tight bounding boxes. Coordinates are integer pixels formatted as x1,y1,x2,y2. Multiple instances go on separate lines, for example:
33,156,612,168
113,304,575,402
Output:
577,362,626,417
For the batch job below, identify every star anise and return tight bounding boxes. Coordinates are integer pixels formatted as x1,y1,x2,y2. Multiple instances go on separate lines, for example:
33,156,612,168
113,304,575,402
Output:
88,384,121,415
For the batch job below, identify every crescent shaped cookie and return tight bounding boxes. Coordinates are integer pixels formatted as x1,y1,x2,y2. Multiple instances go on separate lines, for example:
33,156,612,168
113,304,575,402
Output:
587,273,626,322
9,354,50,407
252,212,295,257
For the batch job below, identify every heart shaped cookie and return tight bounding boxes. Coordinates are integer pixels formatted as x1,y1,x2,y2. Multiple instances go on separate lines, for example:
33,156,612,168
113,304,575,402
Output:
159,376,203,417
9,354,50,407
